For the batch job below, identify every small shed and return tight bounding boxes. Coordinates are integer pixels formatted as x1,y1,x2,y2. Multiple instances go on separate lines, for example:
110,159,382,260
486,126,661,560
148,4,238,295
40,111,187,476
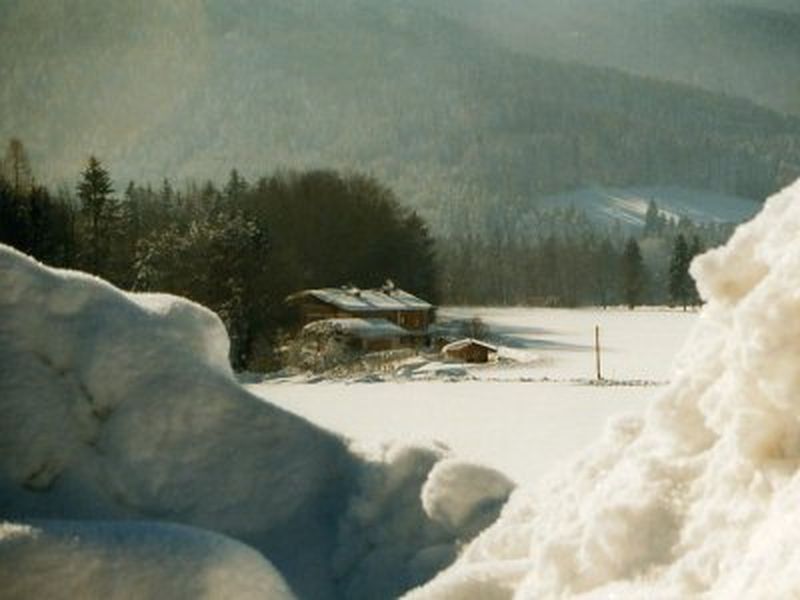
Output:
302,318,411,352
442,338,498,364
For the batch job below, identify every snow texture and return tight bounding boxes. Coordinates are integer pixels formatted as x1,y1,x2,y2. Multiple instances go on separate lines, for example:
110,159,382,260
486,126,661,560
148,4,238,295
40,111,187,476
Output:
0,245,506,599
441,339,498,354
303,317,409,340
421,460,514,538
407,179,800,598
293,286,432,312
0,520,295,599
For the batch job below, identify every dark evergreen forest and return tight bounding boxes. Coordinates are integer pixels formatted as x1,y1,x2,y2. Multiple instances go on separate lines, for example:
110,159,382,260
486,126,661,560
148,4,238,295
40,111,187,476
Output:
2,1,799,238
0,143,435,368
2,139,717,369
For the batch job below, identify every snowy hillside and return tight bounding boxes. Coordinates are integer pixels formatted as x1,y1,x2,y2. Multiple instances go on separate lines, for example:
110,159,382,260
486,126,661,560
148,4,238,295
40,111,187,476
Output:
541,185,760,230
406,179,800,598
0,246,512,599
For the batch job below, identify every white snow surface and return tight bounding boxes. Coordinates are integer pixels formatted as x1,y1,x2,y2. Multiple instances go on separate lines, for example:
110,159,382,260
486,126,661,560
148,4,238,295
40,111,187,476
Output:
304,317,409,340
297,286,432,312
4,169,797,599
405,180,800,598
255,306,695,485
421,460,514,538
0,520,295,599
440,305,697,382
254,381,655,488
0,245,508,599
541,185,759,230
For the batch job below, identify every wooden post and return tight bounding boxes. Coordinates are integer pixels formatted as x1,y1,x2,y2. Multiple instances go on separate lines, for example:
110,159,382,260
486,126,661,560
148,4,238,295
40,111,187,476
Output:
595,325,602,381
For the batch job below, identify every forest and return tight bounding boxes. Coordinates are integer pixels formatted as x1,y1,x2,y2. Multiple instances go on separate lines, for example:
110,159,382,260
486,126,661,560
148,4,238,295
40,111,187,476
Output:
3,0,800,241
0,140,435,368
2,138,719,368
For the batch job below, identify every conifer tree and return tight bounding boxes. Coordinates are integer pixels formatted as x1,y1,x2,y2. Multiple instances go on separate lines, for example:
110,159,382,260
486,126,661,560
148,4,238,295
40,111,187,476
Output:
160,178,174,207
224,169,248,203
668,233,691,310
621,237,645,309
77,156,116,275
2,138,33,194
643,199,664,237
688,235,705,306
592,237,618,308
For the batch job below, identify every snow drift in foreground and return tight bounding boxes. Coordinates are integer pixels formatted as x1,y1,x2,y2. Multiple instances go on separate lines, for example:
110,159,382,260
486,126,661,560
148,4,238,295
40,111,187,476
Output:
0,246,512,599
0,520,294,599
408,179,800,598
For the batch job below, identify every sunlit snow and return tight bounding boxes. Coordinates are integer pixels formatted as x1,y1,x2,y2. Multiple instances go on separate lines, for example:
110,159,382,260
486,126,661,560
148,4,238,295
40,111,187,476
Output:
408,179,800,598
251,307,696,485
5,177,800,599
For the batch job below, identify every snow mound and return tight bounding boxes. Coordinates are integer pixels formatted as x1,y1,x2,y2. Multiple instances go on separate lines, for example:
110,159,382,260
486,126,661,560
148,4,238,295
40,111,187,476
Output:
0,520,294,599
408,179,800,598
0,245,347,531
0,245,351,597
0,245,506,598
334,443,513,599
421,460,514,538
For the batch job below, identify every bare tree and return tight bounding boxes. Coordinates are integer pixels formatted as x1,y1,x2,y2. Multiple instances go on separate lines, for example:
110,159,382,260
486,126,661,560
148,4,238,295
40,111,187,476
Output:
2,138,34,194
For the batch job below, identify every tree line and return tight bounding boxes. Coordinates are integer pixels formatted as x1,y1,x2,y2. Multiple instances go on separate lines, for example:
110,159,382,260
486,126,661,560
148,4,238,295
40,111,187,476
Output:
0,139,436,369
437,201,718,309
1,136,734,371
5,0,799,245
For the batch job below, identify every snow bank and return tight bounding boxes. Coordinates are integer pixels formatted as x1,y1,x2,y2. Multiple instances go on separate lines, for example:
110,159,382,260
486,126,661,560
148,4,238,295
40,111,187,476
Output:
334,443,514,599
421,460,514,538
0,245,351,596
0,520,294,599
408,179,800,599
0,245,509,598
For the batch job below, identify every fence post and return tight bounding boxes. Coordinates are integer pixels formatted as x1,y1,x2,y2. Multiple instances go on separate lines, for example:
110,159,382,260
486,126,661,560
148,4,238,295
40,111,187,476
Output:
595,325,602,381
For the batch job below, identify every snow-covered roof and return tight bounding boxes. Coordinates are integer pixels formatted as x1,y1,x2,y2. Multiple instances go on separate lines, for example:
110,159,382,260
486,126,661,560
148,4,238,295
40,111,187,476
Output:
289,286,433,312
302,318,410,340
442,338,498,353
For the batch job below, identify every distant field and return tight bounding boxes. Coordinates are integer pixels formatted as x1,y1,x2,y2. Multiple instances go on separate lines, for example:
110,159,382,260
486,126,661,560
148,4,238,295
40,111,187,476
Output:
250,307,697,485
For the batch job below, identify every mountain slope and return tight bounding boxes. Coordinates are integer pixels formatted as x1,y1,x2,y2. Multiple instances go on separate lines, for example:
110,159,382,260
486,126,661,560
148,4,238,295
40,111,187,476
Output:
1,0,799,234
434,0,800,116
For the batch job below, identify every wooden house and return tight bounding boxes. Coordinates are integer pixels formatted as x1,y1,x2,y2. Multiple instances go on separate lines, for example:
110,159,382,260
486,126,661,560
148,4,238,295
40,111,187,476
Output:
442,338,498,363
301,318,411,352
286,282,435,334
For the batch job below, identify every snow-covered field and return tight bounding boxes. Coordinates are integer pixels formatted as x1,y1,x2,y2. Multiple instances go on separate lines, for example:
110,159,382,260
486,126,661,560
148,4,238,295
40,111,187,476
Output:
250,307,697,485
410,179,800,598
6,178,800,599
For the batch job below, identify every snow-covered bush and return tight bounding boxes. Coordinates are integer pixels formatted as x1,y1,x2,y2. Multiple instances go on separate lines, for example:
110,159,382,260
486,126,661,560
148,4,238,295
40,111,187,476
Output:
281,321,421,377
280,327,361,372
